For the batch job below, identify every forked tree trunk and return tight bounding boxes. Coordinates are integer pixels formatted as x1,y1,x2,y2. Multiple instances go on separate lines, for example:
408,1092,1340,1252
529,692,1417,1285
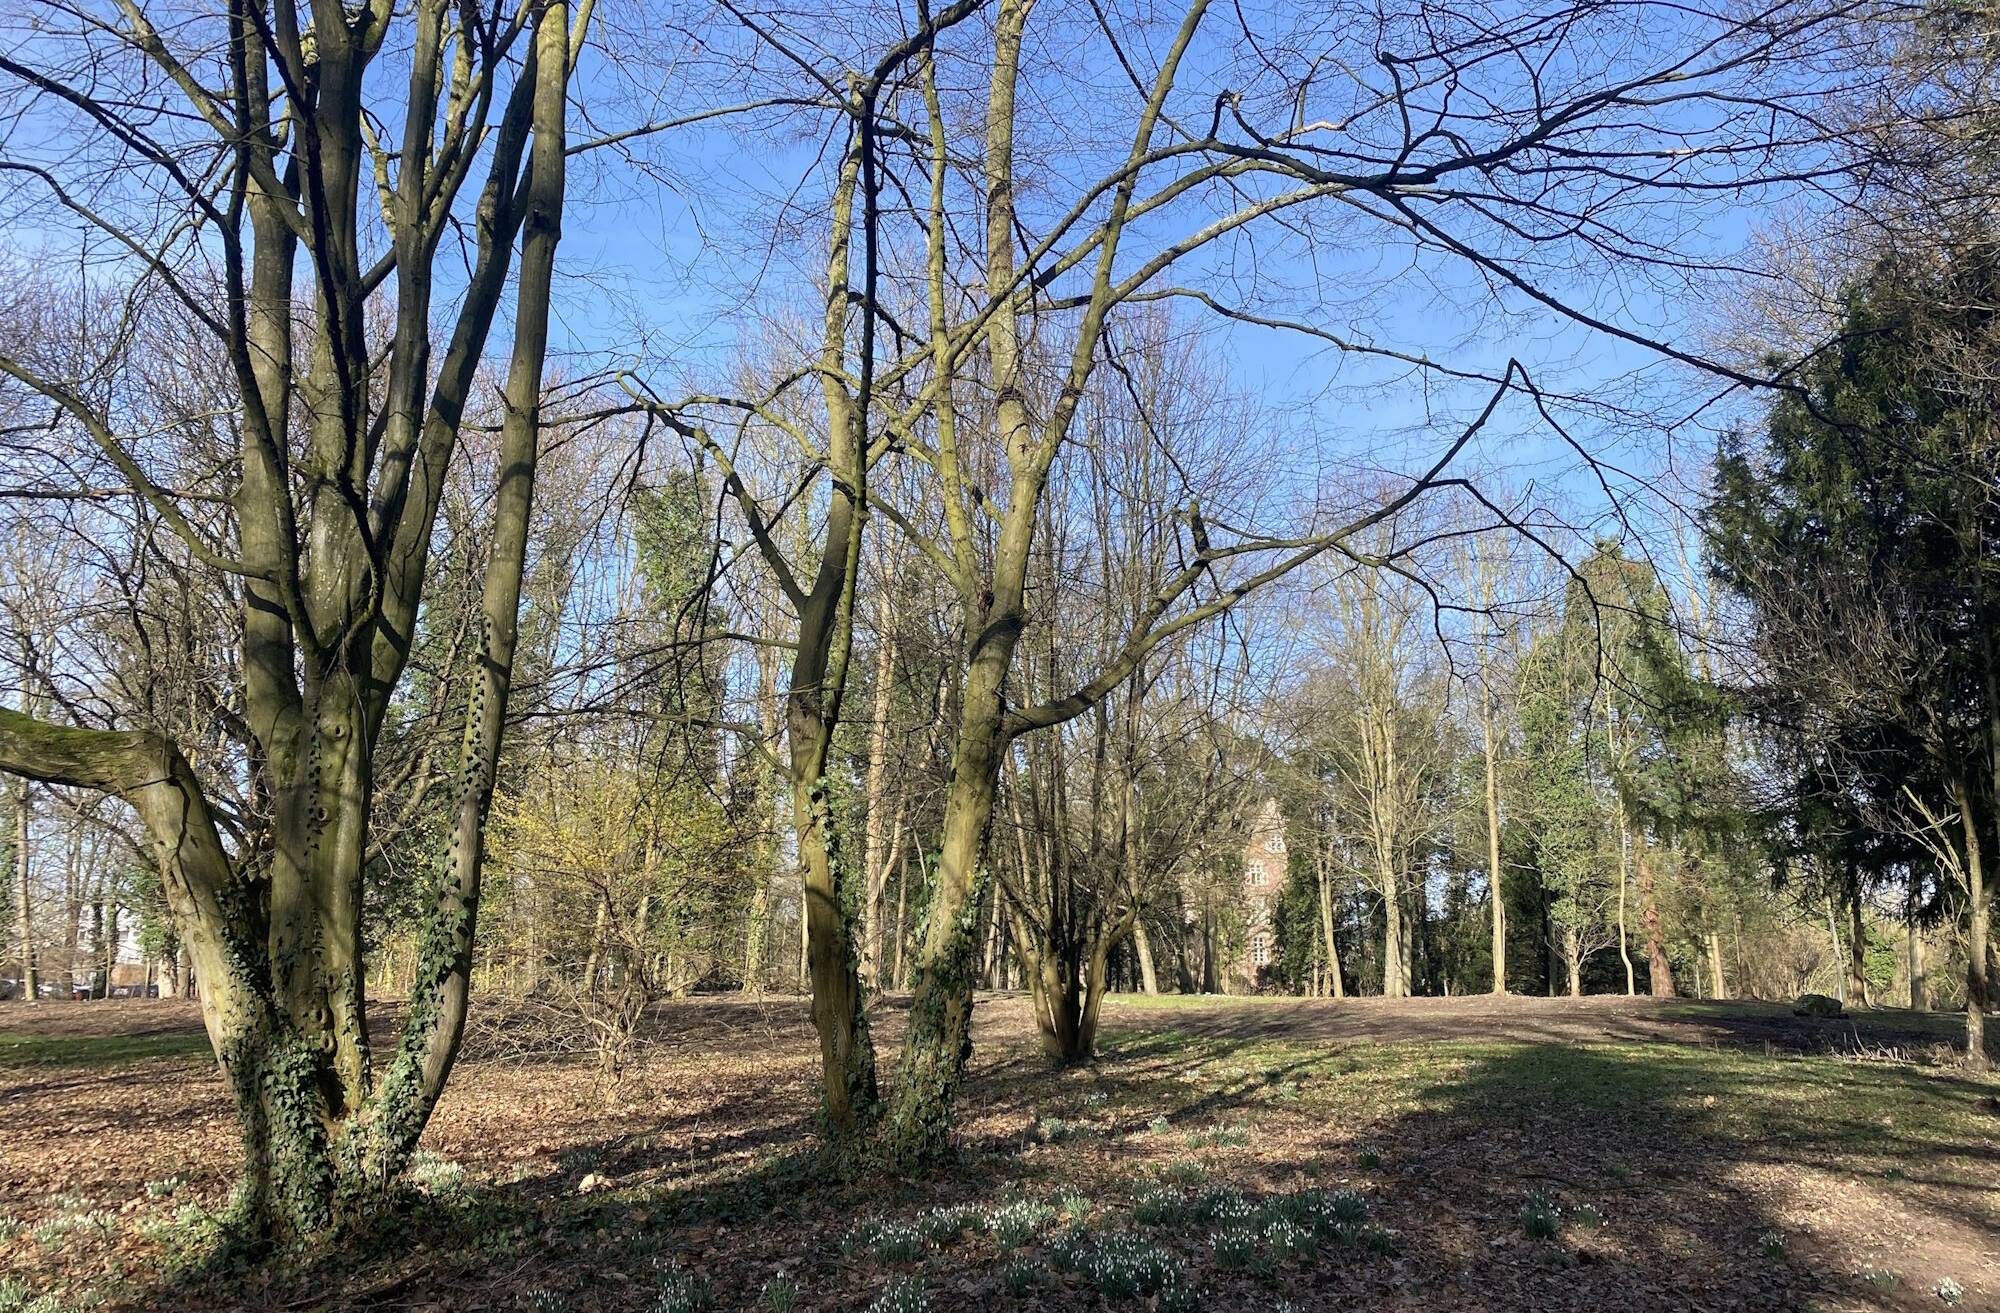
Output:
0,0,576,1236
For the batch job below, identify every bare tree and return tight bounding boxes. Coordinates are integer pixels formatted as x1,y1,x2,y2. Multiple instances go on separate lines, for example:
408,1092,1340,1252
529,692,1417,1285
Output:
0,0,588,1233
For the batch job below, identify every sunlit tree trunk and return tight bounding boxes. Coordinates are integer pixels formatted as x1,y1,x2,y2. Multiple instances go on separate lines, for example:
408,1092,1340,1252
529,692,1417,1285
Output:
1847,882,1869,1006
1959,781,1988,1068
10,779,32,1003
860,588,899,987
1484,688,1506,994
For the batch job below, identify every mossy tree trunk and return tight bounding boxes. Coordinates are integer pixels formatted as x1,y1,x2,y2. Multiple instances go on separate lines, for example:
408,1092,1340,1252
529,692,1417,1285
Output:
0,0,579,1239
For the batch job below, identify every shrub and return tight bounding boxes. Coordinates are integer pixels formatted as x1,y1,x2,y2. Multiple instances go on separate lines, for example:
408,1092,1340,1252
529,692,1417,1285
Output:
1571,1204,1605,1232
1147,1116,1171,1136
1757,1231,1786,1259
1356,1145,1382,1169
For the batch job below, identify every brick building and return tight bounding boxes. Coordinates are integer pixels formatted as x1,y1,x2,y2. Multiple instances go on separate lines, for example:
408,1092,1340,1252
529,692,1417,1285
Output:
1236,798,1288,990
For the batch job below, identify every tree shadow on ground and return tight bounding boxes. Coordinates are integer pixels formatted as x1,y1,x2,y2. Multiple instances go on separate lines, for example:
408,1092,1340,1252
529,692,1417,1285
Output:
104,1002,2000,1313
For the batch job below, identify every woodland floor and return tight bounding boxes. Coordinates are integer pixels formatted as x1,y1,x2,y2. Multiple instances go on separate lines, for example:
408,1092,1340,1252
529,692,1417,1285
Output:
1,992,1996,1312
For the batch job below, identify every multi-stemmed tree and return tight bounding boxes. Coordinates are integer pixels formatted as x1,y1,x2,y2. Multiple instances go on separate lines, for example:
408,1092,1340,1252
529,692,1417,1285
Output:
0,0,585,1234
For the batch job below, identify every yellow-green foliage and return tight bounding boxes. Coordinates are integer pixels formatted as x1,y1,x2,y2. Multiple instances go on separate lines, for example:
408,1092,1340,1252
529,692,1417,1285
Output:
488,757,743,989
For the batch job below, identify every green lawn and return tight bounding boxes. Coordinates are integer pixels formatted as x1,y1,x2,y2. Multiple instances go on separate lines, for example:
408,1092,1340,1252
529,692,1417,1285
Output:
0,1030,213,1068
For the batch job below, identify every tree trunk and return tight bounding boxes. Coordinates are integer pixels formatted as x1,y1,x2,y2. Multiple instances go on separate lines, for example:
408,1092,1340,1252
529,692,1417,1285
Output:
1707,930,1728,1000
1133,919,1159,994
1908,921,1926,1010
1617,822,1636,996
0,0,576,1234
104,902,118,999
1634,838,1673,996
1382,881,1406,998
860,595,899,987
1483,687,1506,994
884,644,1008,1163
1848,884,1869,1007
1959,784,1989,1068
892,835,916,990
11,781,34,1002
1317,861,1344,999
741,627,786,995
582,897,608,990
788,112,880,1144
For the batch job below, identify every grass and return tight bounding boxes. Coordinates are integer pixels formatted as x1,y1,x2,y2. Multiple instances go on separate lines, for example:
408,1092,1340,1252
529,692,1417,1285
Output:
4,994,1995,1313
1089,1024,1995,1169
0,1031,212,1068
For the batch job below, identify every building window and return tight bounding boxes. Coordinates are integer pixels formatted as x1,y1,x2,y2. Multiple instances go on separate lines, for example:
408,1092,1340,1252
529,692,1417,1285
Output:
1247,859,1265,886
1266,833,1284,854
1252,935,1269,967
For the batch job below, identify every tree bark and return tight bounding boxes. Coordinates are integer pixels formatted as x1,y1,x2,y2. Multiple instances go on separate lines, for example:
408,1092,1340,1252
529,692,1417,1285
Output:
10,781,33,1002
860,591,899,987
1847,882,1869,1007
1960,783,1989,1068
1484,689,1506,994
1317,858,1345,999
1133,919,1159,994
1908,920,1926,1010
1617,820,1636,996
1635,839,1674,997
